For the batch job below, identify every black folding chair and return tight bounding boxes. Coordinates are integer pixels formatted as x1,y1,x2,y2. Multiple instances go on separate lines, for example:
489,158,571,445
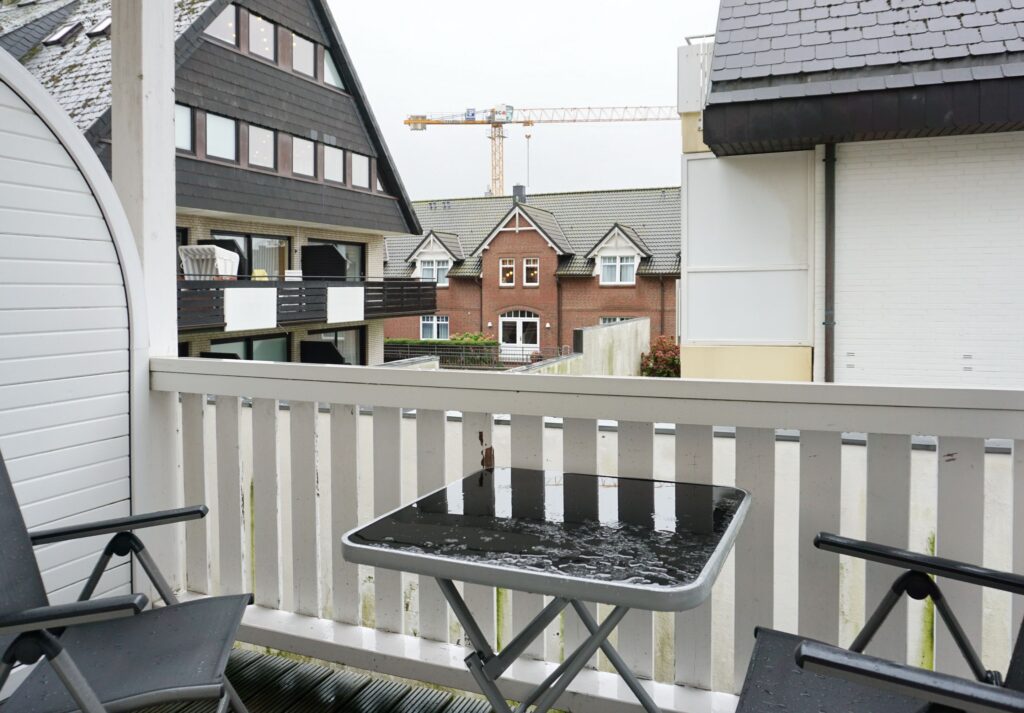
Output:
0,452,252,712
737,533,1024,713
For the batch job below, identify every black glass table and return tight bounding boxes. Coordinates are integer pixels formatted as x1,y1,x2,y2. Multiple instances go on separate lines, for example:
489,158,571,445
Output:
343,468,750,713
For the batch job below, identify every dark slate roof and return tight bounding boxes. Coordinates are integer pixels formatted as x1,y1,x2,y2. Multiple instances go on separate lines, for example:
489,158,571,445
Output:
0,0,212,130
0,0,77,60
709,0,1024,104
430,231,466,260
514,203,574,255
384,187,680,279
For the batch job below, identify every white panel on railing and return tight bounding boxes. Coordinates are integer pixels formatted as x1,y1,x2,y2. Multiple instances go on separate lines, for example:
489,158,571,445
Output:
252,398,281,609
462,411,495,643
798,430,842,644
416,409,448,642
562,418,599,667
1015,441,1024,634
675,424,714,689
511,414,545,660
865,433,911,663
618,420,655,680
291,401,320,617
216,395,243,595
181,393,209,594
374,406,403,633
733,427,775,691
331,404,360,626
935,436,985,676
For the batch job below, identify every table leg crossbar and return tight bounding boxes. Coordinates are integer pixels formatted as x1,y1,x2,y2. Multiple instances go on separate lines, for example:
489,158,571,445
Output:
436,579,662,713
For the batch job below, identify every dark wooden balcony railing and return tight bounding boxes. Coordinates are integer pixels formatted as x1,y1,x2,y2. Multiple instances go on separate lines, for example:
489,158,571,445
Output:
177,278,436,331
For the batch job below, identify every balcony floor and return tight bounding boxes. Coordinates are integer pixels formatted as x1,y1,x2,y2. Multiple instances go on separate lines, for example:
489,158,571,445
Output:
146,648,491,713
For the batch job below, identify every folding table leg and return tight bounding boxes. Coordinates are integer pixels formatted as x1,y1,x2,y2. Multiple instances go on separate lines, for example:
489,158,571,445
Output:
570,600,661,713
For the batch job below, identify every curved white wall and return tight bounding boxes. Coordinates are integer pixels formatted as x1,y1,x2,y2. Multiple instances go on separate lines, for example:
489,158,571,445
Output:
0,72,133,603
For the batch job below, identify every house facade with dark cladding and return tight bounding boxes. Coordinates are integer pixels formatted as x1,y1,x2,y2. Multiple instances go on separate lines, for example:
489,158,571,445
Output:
676,0,1024,385
0,0,429,366
384,187,680,360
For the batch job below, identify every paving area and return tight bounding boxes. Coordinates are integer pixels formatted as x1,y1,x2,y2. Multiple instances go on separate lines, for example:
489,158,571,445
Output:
146,648,493,713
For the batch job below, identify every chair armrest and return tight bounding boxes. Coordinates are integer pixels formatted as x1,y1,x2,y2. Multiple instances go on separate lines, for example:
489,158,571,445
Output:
796,641,1024,713
815,533,1024,596
29,505,209,546
0,594,148,635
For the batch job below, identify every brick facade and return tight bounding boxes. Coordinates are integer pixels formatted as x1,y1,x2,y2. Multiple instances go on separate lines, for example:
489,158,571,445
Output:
385,221,677,350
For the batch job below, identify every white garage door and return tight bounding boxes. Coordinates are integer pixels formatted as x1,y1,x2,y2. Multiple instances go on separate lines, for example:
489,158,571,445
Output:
835,134,1024,387
0,78,131,603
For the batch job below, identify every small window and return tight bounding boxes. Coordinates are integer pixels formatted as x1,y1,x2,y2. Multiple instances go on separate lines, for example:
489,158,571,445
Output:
206,113,237,161
500,258,515,286
324,53,344,89
324,146,345,183
351,153,370,189
248,13,276,61
523,258,539,286
600,316,635,324
174,104,193,152
421,315,450,340
43,22,82,46
292,137,315,177
86,16,111,37
204,4,237,45
248,125,276,169
292,34,315,77
600,255,636,285
421,259,450,287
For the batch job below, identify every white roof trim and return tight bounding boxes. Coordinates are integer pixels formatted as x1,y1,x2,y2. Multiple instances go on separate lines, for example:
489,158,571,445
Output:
585,224,650,260
407,231,459,263
471,205,565,257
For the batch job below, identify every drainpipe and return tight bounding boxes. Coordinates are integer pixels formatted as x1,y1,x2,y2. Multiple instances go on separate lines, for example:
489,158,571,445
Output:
659,276,665,335
556,275,562,350
824,144,836,383
478,276,484,334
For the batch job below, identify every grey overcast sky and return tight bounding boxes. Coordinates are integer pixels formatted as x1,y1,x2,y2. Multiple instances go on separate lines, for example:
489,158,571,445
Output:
327,1,720,201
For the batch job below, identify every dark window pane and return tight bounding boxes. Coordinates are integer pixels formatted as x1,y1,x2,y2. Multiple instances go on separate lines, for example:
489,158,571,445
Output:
501,322,517,344
522,321,538,344
252,336,288,362
210,340,246,359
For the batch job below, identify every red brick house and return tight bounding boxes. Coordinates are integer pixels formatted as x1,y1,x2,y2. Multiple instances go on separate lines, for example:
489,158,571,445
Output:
385,187,679,359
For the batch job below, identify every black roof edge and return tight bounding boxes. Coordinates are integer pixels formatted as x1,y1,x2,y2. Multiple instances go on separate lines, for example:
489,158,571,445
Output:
309,0,421,236
406,230,460,264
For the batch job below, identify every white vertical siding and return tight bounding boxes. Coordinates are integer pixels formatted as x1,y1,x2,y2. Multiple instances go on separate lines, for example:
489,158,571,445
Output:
0,80,131,603
833,133,1024,386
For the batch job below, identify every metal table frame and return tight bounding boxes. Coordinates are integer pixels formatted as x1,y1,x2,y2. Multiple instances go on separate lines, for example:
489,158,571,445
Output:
437,579,659,713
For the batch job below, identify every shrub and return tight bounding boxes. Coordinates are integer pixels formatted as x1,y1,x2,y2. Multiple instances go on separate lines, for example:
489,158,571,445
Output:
385,333,499,347
640,336,680,378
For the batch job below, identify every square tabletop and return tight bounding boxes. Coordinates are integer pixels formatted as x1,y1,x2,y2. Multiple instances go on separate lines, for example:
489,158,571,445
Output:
343,468,750,612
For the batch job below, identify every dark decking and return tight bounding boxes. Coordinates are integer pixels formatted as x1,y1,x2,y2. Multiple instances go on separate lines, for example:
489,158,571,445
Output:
148,649,491,713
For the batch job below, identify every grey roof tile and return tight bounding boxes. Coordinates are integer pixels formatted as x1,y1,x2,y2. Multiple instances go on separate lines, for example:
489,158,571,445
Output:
928,16,963,30
834,53,868,67
911,4,945,19
385,188,681,278
969,39,1009,51
772,33,802,47
801,7,829,19
863,23,896,37
981,21,1019,38
976,0,1010,10
946,26,984,42
934,43,972,56
1003,60,1024,73
962,12,997,25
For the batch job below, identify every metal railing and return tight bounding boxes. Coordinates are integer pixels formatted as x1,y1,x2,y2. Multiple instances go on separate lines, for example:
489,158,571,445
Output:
383,342,569,370
176,275,436,330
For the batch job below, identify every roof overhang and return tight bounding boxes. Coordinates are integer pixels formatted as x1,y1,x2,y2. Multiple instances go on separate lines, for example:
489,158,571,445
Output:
585,223,651,260
703,75,1024,156
471,204,566,257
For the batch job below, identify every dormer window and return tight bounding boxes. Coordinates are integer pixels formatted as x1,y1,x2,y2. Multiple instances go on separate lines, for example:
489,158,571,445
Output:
43,22,82,46
86,16,112,37
421,259,450,287
600,255,636,285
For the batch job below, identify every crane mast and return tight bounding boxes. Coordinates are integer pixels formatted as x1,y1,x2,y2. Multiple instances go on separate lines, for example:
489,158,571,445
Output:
406,105,678,196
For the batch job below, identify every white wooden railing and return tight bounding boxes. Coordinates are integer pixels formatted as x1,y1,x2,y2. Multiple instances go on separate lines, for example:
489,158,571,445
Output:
150,357,1024,713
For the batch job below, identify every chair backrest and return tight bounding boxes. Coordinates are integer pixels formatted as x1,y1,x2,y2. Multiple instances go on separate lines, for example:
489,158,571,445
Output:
0,452,48,617
1005,624,1024,691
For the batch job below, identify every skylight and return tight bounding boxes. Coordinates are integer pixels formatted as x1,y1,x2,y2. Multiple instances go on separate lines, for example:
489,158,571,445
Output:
86,16,112,37
43,22,82,46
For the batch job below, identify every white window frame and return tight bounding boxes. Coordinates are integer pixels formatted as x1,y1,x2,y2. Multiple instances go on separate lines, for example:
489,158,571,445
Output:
599,254,637,285
523,257,539,286
499,258,515,287
421,315,450,340
420,259,450,287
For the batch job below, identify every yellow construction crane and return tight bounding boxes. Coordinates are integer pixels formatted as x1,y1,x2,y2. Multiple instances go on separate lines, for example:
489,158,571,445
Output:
405,105,679,196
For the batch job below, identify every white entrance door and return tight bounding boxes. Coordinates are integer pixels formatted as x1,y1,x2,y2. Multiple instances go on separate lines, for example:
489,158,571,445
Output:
499,310,540,362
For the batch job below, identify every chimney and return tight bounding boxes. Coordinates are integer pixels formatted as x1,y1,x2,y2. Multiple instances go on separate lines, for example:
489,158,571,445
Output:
512,184,527,203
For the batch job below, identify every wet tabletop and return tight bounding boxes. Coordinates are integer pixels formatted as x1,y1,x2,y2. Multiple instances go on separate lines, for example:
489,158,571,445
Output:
347,468,747,594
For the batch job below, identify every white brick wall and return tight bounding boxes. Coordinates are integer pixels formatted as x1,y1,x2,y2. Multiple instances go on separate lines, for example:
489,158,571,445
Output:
828,132,1024,386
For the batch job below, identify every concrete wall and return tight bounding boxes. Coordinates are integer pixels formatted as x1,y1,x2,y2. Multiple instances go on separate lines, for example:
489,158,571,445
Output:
517,317,650,376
